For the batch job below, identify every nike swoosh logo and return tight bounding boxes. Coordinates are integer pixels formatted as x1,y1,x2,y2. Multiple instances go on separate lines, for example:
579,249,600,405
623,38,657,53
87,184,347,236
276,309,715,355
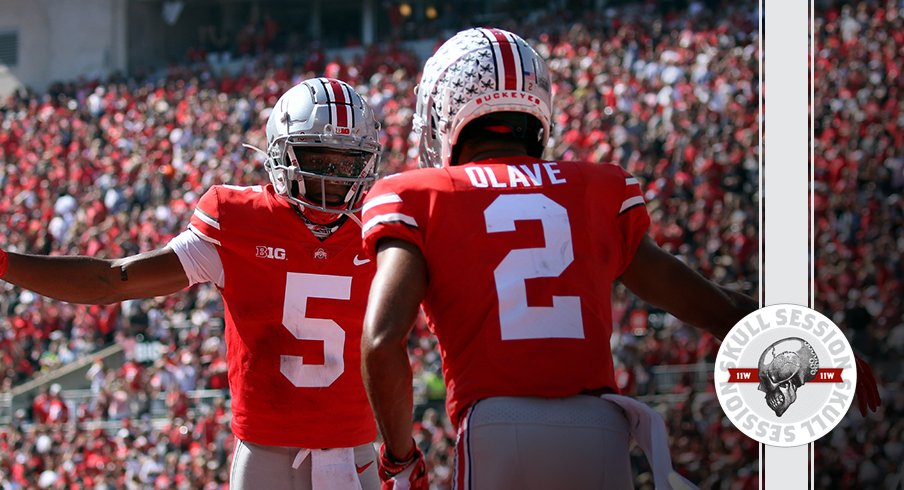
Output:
353,255,371,266
356,461,374,474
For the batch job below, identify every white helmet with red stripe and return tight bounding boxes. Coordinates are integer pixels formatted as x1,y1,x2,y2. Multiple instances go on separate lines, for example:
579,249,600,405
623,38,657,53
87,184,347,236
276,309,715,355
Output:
414,28,552,168
262,77,381,224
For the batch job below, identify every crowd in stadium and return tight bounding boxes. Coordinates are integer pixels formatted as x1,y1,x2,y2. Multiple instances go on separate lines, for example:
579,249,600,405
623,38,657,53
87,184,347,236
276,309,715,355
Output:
810,1,903,488
0,0,899,488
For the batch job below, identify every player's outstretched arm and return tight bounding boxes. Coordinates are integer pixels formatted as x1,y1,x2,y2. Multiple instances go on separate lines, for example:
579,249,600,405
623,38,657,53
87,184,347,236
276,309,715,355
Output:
0,248,189,305
619,235,758,341
361,238,427,463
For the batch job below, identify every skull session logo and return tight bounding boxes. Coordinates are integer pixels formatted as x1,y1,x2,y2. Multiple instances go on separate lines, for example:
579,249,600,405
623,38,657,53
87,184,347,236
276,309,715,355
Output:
714,305,857,447
757,338,820,417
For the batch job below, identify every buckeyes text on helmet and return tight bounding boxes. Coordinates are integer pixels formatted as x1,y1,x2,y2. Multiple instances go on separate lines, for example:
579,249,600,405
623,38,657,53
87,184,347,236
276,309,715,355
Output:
263,78,382,223
413,28,553,168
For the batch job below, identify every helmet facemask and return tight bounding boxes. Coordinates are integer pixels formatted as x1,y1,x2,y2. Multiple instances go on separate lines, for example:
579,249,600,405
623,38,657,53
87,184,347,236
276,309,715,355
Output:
269,139,377,221
249,78,382,227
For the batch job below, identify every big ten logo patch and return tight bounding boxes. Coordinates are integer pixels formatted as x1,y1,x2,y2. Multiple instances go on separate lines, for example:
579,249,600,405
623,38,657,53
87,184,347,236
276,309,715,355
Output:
256,246,286,260
714,304,856,447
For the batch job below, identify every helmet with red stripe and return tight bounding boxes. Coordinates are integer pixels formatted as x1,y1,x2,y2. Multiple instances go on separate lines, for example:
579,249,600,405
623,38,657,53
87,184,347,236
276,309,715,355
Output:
414,28,552,168
263,78,381,224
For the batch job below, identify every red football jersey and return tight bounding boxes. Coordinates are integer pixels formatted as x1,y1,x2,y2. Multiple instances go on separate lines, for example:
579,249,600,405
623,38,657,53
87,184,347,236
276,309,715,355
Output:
190,184,376,447
362,157,650,428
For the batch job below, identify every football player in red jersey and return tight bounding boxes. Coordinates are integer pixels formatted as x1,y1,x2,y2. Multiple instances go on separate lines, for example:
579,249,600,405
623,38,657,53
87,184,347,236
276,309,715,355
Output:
359,28,881,489
0,78,382,490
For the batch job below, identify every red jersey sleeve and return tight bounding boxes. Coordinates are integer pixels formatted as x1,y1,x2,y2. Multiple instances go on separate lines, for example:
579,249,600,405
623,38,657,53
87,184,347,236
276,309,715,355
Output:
188,186,224,247
361,173,434,260
614,168,650,276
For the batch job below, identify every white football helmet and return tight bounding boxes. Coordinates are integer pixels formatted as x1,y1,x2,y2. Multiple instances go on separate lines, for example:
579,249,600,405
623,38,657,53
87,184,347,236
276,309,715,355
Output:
254,78,381,224
414,28,552,168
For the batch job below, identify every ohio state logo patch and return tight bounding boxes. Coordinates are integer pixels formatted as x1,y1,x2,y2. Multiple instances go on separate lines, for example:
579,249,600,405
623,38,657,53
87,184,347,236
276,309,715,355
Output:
714,304,857,447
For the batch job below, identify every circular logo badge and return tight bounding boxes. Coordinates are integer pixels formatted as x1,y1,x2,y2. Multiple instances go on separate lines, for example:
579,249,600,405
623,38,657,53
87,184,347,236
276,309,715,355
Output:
714,304,857,447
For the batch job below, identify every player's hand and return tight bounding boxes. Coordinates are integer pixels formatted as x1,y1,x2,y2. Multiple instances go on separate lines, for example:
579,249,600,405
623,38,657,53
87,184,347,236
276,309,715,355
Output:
378,442,428,490
854,354,880,416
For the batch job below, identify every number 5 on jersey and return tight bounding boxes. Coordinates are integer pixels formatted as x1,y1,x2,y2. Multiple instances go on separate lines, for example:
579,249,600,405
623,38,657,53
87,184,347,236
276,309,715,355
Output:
280,273,350,387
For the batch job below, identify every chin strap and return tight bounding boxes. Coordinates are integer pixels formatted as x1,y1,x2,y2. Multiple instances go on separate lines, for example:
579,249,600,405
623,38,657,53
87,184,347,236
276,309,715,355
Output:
343,212,363,228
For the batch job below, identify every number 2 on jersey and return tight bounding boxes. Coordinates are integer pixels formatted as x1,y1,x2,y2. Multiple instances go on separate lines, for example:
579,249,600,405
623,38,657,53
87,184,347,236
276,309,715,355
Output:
280,273,349,387
485,194,584,340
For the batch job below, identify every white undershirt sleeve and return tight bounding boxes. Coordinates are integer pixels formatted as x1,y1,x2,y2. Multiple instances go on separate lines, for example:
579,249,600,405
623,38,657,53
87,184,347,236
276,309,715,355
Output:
166,229,225,289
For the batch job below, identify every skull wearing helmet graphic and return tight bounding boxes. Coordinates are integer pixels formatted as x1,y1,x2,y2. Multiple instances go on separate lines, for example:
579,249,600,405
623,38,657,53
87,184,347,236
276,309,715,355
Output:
757,338,820,417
